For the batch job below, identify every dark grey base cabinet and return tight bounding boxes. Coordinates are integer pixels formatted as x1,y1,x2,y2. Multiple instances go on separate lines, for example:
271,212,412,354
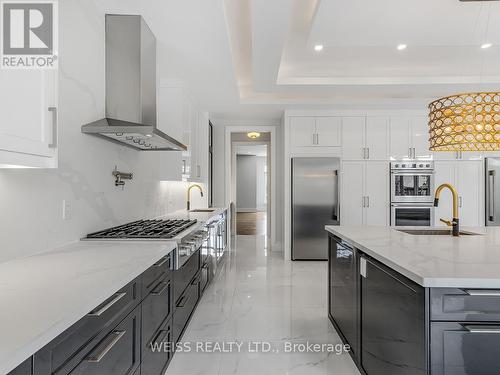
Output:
360,256,426,375
328,235,359,358
327,233,500,375
8,243,220,375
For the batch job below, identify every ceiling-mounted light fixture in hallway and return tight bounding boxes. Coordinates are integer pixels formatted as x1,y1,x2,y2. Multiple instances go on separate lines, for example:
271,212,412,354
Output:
247,131,261,139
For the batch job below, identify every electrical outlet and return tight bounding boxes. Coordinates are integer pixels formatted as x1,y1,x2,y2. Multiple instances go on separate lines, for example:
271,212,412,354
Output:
62,200,71,220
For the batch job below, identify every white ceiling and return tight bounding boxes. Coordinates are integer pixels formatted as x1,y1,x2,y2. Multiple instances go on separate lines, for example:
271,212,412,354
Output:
97,0,500,122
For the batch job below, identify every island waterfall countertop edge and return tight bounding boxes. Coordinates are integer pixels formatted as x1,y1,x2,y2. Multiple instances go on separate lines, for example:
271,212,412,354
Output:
0,240,177,375
325,225,500,289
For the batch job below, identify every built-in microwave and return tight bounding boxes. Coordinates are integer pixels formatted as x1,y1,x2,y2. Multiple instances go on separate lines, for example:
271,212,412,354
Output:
391,203,435,227
390,162,434,203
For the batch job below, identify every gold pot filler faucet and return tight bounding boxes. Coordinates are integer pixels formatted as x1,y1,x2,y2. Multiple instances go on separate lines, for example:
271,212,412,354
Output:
187,184,204,211
433,183,460,236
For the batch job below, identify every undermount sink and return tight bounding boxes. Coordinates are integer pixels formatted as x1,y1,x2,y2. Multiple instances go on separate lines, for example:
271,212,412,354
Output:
396,229,481,236
189,209,215,213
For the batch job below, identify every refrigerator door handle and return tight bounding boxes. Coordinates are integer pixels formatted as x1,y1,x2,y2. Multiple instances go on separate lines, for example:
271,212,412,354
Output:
489,170,496,222
333,170,340,221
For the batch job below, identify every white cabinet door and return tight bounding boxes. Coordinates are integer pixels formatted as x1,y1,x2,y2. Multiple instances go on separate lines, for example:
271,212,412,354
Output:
434,161,457,226
366,117,389,160
411,116,432,159
0,69,57,166
389,117,411,160
341,161,364,226
315,116,341,146
157,87,184,142
196,112,209,182
342,117,365,160
290,117,315,147
364,162,389,226
457,161,483,226
432,151,459,161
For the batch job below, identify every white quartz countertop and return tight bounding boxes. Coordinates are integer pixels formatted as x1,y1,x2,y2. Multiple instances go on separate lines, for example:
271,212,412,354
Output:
325,225,500,288
0,240,176,375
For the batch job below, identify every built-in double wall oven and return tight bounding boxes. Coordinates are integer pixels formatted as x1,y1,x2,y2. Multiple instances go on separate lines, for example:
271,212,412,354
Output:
390,162,435,226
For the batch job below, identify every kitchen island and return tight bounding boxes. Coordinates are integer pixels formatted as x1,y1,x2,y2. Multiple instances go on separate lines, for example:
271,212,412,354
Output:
325,225,500,375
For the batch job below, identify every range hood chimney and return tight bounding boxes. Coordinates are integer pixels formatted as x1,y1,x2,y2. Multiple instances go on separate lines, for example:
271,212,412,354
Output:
82,15,186,151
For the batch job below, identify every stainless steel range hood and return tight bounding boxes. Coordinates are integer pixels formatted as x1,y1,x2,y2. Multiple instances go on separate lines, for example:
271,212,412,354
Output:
82,15,186,151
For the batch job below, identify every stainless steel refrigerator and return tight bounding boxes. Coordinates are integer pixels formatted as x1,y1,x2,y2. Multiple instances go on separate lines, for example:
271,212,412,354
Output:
291,157,340,260
486,158,500,226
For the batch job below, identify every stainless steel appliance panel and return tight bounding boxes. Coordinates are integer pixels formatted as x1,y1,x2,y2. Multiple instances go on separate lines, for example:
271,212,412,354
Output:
391,203,434,227
486,158,500,226
390,162,434,203
292,157,340,260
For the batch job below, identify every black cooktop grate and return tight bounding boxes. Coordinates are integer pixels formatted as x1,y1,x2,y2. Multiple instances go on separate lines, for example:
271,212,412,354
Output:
86,219,197,239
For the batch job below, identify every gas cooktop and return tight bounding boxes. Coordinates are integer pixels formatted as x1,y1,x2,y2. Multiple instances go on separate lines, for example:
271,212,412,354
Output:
85,219,198,239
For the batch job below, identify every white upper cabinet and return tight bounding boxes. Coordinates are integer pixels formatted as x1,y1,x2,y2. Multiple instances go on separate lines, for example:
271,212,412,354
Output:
189,111,209,183
158,86,185,142
365,117,389,160
0,69,58,168
342,117,365,160
315,117,341,147
290,117,316,147
434,160,483,227
389,116,432,160
290,116,341,149
342,116,389,160
411,116,432,159
389,117,412,159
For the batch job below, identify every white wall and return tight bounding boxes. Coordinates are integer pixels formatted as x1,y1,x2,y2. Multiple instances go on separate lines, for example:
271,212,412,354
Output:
235,155,266,212
236,155,257,211
255,156,267,211
0,0,205,263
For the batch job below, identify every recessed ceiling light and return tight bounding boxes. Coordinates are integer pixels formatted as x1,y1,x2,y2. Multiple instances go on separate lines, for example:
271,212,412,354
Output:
314,44,324,52
481,43,493,49
397,44,407,51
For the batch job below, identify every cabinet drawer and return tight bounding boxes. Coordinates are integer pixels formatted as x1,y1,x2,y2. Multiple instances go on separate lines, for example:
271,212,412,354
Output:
34,280,139,374
67,306,141,375
173,274,201,343
431,322,500,375
8,358,32,375
142,276,172,350
431,288,500,321
141,318,173,375
142,253,173,298
174,250,200,303
200,262,209,293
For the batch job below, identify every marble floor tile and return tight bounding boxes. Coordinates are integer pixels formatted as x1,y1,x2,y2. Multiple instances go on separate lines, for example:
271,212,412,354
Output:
165,234,360,375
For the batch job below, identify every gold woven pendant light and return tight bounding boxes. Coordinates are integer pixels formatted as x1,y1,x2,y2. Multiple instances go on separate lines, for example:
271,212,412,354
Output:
429,92,500,152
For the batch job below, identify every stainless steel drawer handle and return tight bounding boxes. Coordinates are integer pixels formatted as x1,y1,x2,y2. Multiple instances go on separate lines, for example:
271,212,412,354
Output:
151,282,169,296
463,325,500,334
150,329,169,347
176,294,190,308
463,289,500,297
154,256,170,268
88,292,126,317
48,107,57,148
86,330,126,363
